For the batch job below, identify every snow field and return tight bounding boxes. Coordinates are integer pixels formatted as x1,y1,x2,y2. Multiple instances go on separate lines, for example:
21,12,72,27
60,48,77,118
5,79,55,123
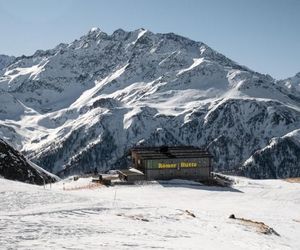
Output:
0,177,299,249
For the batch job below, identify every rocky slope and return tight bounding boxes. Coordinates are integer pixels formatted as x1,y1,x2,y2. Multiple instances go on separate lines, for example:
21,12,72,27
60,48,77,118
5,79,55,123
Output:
278,72,300,91
0,28,299,178
0,138,59,184
0,54,15,71
240,129,300,178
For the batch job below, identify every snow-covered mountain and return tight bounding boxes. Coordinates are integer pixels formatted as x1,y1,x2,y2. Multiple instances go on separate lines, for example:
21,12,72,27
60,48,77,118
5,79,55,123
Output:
0,27,299,178
0,138,59,184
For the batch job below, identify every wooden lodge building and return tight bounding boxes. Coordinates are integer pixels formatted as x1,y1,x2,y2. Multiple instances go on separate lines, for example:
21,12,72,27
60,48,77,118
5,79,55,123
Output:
128,146,213,181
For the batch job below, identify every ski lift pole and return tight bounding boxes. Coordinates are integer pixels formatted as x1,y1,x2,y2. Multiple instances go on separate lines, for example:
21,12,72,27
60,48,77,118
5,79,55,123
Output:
113,188,117,208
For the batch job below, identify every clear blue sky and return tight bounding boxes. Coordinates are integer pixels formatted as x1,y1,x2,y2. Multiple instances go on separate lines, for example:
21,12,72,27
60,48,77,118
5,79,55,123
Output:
0,0,299,79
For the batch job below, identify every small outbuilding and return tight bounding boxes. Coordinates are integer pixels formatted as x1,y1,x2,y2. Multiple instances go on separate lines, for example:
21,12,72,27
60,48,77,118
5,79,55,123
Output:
130,146,213,181
118,168,145,183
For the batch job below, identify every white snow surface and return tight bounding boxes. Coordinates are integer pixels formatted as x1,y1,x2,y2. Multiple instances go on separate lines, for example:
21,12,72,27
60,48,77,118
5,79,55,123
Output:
0,177,299,249
177,57,204,75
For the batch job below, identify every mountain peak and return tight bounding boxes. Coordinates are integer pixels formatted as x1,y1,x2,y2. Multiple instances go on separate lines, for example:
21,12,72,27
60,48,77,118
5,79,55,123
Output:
84,27,106,39
89,27,102,33
76,27,108,43
138,27,147,32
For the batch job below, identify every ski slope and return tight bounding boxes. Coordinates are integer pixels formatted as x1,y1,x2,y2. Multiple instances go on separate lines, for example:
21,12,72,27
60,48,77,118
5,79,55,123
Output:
0,177,299,249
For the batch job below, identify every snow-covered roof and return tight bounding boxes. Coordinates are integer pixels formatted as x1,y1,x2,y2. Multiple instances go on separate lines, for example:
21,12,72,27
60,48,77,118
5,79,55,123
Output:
118,168,144,176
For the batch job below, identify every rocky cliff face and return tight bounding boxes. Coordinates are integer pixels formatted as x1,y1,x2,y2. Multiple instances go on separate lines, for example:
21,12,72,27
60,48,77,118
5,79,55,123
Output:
0,28,299,178
240,129,300,178
0,139,59,184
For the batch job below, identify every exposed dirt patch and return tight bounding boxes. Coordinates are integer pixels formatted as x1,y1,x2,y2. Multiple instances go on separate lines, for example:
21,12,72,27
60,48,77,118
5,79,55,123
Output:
63,183,103,191
184,210,196,218
229,214,280,236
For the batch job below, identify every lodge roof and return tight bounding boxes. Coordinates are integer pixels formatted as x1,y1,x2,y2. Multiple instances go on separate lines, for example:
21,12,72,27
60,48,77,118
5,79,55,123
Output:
117,169,145,176
130,146,213,159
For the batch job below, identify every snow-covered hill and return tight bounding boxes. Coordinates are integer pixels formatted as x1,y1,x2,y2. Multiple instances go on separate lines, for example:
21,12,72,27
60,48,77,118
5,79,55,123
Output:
0,177,299,249
0,138,59,184
0,28,299,178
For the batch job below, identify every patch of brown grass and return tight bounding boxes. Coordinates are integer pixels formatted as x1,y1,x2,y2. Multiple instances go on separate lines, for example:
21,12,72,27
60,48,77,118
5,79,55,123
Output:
285,178,300,183
229,215,280,236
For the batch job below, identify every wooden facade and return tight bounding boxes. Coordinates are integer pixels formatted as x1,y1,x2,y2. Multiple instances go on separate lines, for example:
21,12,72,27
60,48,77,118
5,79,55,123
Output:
130,146,213,181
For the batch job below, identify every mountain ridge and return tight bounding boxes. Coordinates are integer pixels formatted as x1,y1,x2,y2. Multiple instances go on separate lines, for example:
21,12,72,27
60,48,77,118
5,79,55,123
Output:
0,27,299,178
